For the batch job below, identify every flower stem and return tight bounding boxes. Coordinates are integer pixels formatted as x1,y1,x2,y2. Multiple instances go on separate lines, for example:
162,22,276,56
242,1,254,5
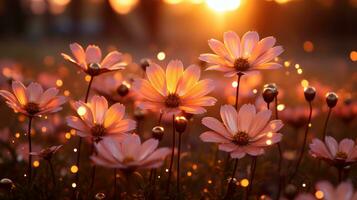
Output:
235,73,243,110
48,160,56,187
177,132,182,195
113,169,117,199
338,167,343,182
165,114,176,196
223,158,238,199
245,156,257,200
290,101,313,183
90,143,96,189
27,117,33,185
322,108,332,139
274,96,279,119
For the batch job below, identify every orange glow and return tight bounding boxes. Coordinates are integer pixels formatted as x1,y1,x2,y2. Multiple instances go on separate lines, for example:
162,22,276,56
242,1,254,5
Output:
350,51,357,62
163,0,183,4
206,0,241,12
303,41,314,52
109,0,139,15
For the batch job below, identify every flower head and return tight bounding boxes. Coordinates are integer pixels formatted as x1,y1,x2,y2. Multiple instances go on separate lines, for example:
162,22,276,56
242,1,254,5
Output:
0,81,66,117
200,104,283,159
133,60,216,115
66,95,136,142
295,181,357,200
309,136,357,168
199,31,284,77
30,145,62,160
61,43,128,76
91,134,171,171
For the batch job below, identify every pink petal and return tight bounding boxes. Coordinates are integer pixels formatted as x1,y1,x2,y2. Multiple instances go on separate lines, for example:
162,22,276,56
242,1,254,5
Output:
85,45,102,64
260,120,284,133
121,134,141,158
12,81,28,105
248,109,272,137
309,138,332,159
316,181,336,200
202,117,232,139
218,143,237,152
199,53,232,66
132,79,164,102
176,65,200,96
104,103,125,128
0,90,18,104
182,96,217,107
200,131,231,143
339,139,355,154
69,43,86,65
335,182,354,200
166,60,183,94
252,62,282,70
230,148,246,159
220,105,238,134
107,119,136,135
325,136,338,157
180,79,215,100
206,65,234,72
146,62,167,96
223,31,240,58
26,82,44,103
252,46,284,67
208,39,233,62
66,116,89,133
138,138,159,160
237,104,256,133
249,36,276,63
241,31,259,57
39,88,59,107
244,146,264,156
101,51,125,69
179,106,206,114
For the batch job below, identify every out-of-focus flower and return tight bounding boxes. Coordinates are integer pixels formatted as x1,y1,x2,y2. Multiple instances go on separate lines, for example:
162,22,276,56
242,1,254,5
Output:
0,81,66,117
334,99,357,123
61,43,128,76
66,95,136,142
295,181,357,200
199,31,283,77
30,145,62,160
280,106,318,129
0,128,10,142
91,134,171,171
0,60,23,88
16,142,41,162
133,60,216,115
309,136,357,168
200,104,283,159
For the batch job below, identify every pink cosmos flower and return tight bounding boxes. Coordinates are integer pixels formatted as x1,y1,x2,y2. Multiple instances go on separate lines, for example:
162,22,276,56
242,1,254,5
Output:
66,95,136,142
280,106,319,129
199,31,284,77
30,145,62,160
132,60,216,115
61,43,128,76
0,81,66,117
295,181,357,200
91,134,171,171
335,100,357,123
200,104,283,158
309,136,357,167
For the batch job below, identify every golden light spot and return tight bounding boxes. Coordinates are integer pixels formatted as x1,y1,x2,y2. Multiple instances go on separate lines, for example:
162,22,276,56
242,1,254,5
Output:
302,183,306,187
85,75,91,82
56,79,63,87
267,132,273,138
284,61,290,67
41,127,47,133
275,0,292,4
157,51,166,61
15,133,20,138
18,115,26,122
315,190,324,199
203,188,208,193
109,0,139,15
33,160,40,168
240,179,249,187
165,168,169,172
295,64,300,69
122,81,131,89
70,165,78,173
297,68,303,74
277,104,285,111
252,89,258,94
301,79,309,88
163,0,183,4
208,179,212,184
350,51,357,62
65,132,71,139
192,164,198,170
187,171,192,177
77,106,87,116
232,81,238,88
71,183,77,188
206,0,241,12
70,129,76,135
303,41,314,52
308,123,312,127
64,90,70,96
266,140,272,145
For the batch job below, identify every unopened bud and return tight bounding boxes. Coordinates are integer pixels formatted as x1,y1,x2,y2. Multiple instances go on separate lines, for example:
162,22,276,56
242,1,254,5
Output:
140,59,150,71
117,84,129,97
304,86,316,102
174,116,188,133
325,92,338,108
152,126,164,141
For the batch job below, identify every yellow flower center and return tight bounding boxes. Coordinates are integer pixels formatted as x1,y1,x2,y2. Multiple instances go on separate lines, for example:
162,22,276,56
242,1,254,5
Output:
87,63,101,76
233,131,250,146
25,102,40,115
91,124,106,142
165,93,180,108
336,151,348,160
122,157,135,164
234,58,250,72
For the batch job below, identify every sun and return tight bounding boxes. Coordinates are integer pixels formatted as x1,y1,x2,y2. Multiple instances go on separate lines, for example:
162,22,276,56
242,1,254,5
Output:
206,0,241,12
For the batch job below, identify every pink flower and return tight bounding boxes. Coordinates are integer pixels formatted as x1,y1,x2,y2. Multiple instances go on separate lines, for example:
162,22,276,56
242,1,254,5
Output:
309,136,357,167
280,106,318,129
91,134,171,171
295,181,357,200
199,31,284,77
133,60,216,115
200,104,283,159
66,95,136,142
30,145,62,160
0,81,66,117
61,43,128,76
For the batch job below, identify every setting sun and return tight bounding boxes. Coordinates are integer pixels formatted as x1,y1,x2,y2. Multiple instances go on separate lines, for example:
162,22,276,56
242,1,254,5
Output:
206,0,241,12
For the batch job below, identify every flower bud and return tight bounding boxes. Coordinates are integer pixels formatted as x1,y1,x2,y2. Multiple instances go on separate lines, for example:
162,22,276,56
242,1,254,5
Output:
140,59,150,71
117,84,129,97
0,178,14,191
304,86,316,102
262,87,276,104
174,116,188,133
152,126,164,141
134,107,145,120
325,92,338,108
